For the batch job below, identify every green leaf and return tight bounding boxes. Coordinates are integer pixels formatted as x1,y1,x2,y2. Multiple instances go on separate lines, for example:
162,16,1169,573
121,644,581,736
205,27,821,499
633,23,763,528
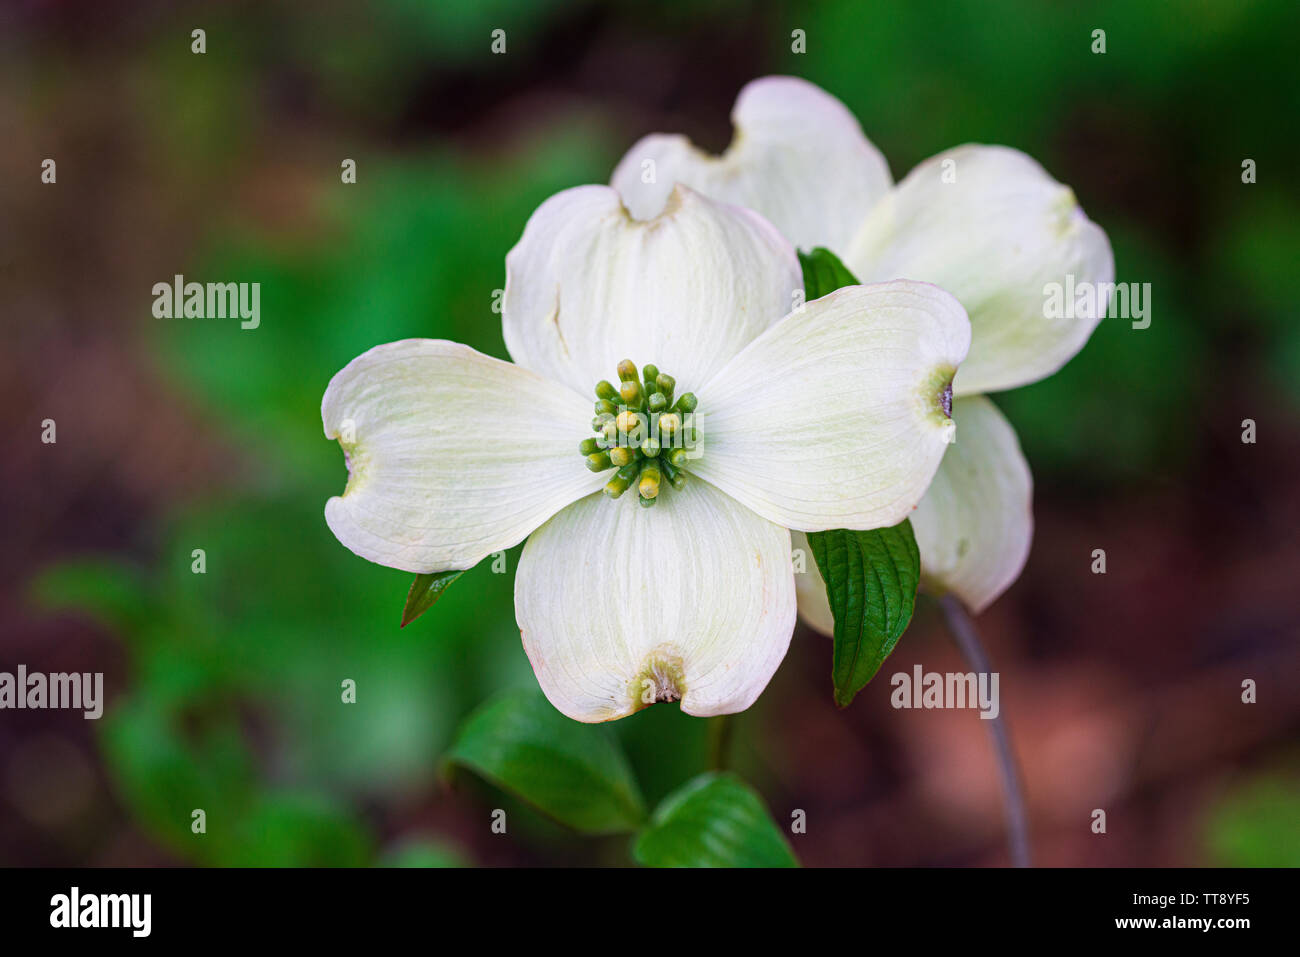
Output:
799,249,921,706
401,569,464,627
798,246,860,300
442,688,645,834
807,522,921,708
633,772,798,868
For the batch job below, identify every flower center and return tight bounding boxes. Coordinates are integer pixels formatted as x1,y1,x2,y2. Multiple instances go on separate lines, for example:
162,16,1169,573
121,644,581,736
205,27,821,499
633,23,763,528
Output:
578,359,700,508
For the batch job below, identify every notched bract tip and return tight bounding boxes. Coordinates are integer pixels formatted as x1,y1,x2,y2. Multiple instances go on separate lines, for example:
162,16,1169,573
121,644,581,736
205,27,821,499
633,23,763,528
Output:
629,646,687,710
332,420,369,497
919,364,957,441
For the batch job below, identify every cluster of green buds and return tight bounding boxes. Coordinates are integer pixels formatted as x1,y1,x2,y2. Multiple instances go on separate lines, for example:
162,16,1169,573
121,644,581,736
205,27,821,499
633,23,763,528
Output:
580,359,700,508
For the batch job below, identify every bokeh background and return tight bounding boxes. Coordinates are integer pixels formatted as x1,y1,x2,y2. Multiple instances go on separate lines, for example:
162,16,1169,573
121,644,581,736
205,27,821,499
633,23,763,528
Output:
4,0,1299,866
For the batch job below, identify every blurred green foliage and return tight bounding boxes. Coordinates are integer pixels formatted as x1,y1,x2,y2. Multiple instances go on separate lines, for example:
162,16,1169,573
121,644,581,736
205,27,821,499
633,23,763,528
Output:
37,120,613,861
1206,773,1300,867
790,0,1300,482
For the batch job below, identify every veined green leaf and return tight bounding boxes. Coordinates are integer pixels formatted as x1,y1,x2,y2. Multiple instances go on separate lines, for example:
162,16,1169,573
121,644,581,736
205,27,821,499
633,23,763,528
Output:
798,248,921,706
442,689,645,835
401,569,464,627
808,522,921,707
799,246,859,300
633,772,798,868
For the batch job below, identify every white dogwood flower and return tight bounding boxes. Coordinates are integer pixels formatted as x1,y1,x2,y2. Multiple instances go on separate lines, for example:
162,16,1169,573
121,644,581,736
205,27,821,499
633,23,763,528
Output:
323,184,970,721
613,75,1114,615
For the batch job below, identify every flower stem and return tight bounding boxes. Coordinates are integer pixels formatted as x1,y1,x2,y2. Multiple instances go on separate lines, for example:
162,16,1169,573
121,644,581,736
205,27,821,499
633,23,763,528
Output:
707,715,733,771
937,594,1032,868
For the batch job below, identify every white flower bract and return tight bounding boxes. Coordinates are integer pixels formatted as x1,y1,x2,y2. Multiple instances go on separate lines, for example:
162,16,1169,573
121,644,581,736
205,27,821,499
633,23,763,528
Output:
323,184,970,721
614,76,1113,615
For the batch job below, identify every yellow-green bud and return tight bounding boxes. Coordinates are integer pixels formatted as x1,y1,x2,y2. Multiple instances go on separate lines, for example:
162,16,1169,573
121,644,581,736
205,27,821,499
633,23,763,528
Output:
638,466,661,499
620,379,643,407
616,410,641,434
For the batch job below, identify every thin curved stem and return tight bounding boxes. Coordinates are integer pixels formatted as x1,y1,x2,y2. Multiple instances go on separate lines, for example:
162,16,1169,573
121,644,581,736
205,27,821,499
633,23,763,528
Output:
938,593,1032,868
